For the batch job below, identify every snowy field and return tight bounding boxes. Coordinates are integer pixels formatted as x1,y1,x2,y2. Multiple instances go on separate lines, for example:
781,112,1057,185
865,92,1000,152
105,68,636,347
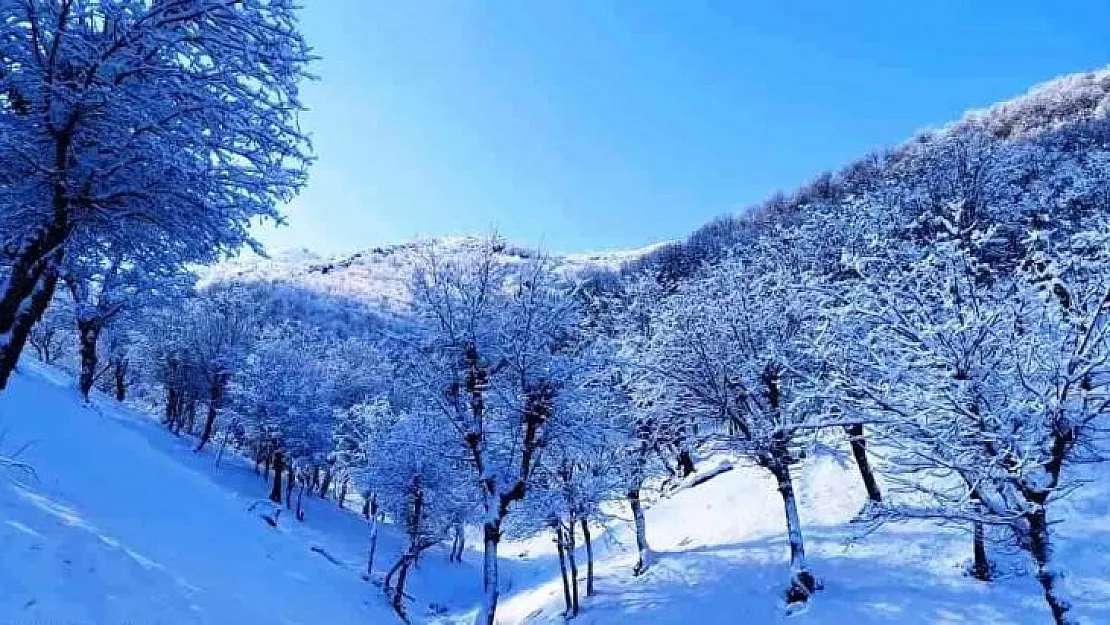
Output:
0,360,1108,624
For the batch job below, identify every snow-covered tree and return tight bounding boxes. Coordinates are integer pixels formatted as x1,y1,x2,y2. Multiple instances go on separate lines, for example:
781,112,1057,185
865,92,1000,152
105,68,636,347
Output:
0,0,312,389
397,238,581,625
345,398,473,621
63,247,190,400
830,224,1110,625
27,293,72,365
148,290,253,451
640,241,832,604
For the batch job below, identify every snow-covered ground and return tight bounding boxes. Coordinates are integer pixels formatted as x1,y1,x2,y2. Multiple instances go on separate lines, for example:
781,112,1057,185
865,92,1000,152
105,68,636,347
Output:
2,360,1109,624
490,458,1110,625
0,361,408,624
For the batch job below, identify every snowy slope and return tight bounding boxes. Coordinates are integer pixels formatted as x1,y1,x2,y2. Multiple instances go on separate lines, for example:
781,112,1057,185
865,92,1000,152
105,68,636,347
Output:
4,359,1110,625
0,361,405,625
481,457,1110,625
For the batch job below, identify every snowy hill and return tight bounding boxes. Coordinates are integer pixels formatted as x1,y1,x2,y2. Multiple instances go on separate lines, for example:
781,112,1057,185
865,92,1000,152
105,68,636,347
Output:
3,358,1110,624
487,458,1110,625
206,237,659,313
0,362,406,624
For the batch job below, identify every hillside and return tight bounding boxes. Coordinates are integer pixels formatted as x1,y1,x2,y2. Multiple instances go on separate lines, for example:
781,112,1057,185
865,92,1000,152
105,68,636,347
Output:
207,238,662,313
629,67,1110,284
4,360,1110,624
490,458,1110,624
0,362,415,624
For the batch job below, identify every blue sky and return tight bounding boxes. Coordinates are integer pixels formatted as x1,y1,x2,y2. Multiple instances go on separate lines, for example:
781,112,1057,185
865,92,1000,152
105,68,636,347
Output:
255,1,1110,256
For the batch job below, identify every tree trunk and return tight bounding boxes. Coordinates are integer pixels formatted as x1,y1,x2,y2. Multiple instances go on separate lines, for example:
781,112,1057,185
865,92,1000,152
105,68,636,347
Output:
269,452,285,504
555,523,572,615
0,214,68,390
845,424,883,504
581,517,595,596
284,465,294,509
195,375,225,452
295,479,306,521
362,490,372,519
565,520,579,616
337,478,348,507
184,396,197,434
112,358,127,401
384,555,404,595
629,487,652,575
164,386,180,428
365,503,380,578
451,522,466,562
1027,507,1073,625
76,319,100,401
319,468,333,498
971,520,993,581
391,553,414,622
771,461,821,604
677,449,696,478
0,257,61,391
475,521,502,625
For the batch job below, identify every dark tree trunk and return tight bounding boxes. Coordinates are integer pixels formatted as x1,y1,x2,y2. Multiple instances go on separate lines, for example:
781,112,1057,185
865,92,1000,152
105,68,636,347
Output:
555,524,572,615
383,555,403,596
770,458,821,604
629,487,651,575
677,449,696,478
565,520,579,616
295,479,306,521
449,526,460,562
269,452,285,504
0,258,61,391
337,478,348,507
76,318,100,401
845,424,883,504
391,554,415,622
184,396,197,434
1027,506,1073,624
284,465,294,509
195,374,225,452
971,520,993,581
112,358,128,401
581,517,595,596
164,386,180,428
449,522,466,562
0,212,69,391
319,468,333,498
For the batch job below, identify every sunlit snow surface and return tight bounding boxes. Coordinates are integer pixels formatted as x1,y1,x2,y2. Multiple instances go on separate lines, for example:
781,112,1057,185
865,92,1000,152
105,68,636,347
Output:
1,361,1109,624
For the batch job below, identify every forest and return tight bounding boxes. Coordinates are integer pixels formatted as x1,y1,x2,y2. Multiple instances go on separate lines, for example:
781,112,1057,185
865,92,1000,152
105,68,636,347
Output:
2,3,1110,625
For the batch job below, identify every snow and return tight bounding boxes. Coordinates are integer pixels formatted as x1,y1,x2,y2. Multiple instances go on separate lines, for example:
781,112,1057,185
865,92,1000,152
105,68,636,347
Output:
483,456,1110,624
203,237,657,313
0,360,399,624
3,359,1110,624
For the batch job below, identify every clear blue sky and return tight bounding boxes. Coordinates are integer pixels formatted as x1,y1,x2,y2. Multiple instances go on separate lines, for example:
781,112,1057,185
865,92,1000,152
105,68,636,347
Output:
254,0,1110,256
